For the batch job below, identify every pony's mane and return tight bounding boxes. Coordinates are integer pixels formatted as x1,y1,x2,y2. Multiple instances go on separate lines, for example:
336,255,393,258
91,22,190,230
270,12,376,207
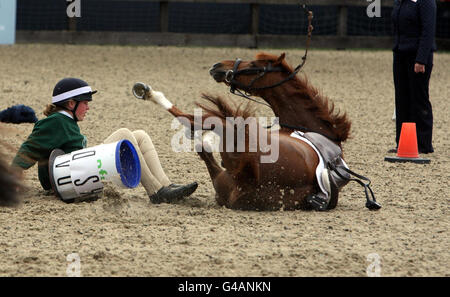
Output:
255,52,351,142
196,93,256,120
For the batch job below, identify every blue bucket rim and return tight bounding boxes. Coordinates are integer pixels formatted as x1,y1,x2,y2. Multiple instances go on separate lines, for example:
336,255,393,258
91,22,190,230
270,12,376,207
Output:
115,139,141,188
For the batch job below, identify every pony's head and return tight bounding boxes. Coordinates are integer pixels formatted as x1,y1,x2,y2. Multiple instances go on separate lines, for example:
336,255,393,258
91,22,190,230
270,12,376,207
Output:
209,52,351,143
209,52,296,96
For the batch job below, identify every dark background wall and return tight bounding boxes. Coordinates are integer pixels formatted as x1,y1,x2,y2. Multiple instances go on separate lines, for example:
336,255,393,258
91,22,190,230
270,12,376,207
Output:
15,0,450,49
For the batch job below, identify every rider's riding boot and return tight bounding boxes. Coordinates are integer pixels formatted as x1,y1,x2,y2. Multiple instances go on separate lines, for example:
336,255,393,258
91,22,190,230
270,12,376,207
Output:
149,182,198,204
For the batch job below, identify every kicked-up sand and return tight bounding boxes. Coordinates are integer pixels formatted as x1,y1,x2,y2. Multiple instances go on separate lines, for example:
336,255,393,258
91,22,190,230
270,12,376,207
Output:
0,44,448,276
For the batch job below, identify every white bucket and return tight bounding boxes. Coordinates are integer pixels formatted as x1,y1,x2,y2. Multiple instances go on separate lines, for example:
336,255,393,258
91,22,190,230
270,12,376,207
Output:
49,139,141,202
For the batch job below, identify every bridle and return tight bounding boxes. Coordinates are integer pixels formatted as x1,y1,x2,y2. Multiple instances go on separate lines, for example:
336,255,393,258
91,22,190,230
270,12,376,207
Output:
225,58,301,107
223,7,338,142
225,5,314,108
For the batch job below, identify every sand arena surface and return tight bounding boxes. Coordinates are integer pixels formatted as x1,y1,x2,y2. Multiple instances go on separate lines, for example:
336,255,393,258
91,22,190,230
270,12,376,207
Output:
0,44,448,276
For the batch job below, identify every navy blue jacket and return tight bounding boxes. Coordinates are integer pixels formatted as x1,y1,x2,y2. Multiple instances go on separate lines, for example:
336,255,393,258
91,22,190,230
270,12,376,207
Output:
392,0,437,65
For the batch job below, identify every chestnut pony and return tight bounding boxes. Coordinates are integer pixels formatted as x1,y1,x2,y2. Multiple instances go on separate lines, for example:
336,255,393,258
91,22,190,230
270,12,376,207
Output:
138,52,380,211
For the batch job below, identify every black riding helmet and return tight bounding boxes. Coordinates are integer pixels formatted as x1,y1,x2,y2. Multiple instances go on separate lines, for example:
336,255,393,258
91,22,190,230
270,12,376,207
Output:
52,78,97,121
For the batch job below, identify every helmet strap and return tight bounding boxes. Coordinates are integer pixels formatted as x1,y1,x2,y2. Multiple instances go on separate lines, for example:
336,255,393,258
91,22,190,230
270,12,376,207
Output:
60,100,81,122
71,101,81,122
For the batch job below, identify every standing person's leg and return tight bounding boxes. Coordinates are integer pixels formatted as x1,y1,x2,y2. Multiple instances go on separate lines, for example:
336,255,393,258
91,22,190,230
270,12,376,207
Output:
407,54,434,153
393,52,412,147
132,130,171,187
103,128,163,195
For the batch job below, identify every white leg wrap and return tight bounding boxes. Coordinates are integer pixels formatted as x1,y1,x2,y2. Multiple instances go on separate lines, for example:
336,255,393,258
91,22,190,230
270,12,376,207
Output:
149,89,173,110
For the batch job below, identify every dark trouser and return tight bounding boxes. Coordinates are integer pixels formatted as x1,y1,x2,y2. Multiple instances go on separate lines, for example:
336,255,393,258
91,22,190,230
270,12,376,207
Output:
393,51,434,153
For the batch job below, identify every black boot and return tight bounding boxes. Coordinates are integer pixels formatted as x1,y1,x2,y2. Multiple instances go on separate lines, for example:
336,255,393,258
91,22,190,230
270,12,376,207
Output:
326,170,340,210
306,192,330,211
149,182,198,204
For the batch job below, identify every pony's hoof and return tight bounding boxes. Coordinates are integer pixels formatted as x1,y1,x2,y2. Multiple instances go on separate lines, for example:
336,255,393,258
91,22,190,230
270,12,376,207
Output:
132,82,151,99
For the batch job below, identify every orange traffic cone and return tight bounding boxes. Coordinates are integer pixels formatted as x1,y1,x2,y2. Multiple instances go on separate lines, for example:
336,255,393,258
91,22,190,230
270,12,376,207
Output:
385,122,430,164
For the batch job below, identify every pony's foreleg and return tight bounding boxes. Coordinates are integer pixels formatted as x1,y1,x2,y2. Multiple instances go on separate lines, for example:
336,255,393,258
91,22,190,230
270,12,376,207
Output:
144,87,196,125
196,149,229,206
197,150,223,181
194,131,223,180
196,144,241,207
